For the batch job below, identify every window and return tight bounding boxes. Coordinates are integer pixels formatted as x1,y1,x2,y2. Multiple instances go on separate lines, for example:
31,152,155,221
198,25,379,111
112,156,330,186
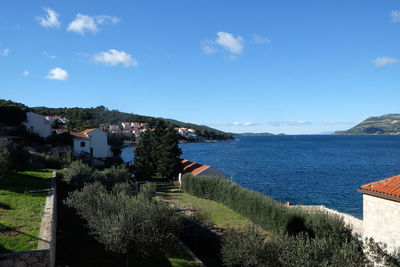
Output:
80,141,86,147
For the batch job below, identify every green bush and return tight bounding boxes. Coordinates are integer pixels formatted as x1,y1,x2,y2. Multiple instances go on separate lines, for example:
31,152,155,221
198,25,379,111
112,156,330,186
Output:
0,142,30,175
0,142,12,176
222,225,276,267
98,164,133,189
63,160,95,188
64,182,181,264
181,174,365,265
64,161,134,190
181,174,348,239
138,182,156,202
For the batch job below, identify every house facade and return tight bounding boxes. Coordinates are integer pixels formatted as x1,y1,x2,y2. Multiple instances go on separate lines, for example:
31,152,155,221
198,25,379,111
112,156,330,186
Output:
71,129,112,158
23,112,51,138
358,175,400,251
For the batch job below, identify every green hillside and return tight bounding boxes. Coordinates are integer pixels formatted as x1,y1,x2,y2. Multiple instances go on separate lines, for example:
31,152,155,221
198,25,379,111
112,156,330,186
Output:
0,99,233,140
334,114,400,135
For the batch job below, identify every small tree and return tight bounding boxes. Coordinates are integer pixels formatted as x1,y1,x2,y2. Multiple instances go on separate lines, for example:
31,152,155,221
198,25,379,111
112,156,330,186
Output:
0,142,12,177
65,182,181,266
63,160,95,188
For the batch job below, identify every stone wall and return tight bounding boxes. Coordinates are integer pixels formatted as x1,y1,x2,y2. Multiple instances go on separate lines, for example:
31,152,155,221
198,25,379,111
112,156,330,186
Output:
0,250,50,267
363,194,400,251
0,173,57,267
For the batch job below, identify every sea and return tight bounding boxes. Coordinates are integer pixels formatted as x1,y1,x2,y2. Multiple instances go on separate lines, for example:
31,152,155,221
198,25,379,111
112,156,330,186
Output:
121,135,400,219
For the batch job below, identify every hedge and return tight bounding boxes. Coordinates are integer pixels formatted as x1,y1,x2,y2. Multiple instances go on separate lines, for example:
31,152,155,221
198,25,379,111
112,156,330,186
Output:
181,174,351,242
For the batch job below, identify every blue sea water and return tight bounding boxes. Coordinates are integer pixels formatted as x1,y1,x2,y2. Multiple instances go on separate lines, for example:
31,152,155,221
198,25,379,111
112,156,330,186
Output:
121,135,400,219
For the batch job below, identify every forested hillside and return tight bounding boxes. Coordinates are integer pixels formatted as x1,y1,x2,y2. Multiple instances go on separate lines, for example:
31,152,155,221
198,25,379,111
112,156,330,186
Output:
0,99,233,140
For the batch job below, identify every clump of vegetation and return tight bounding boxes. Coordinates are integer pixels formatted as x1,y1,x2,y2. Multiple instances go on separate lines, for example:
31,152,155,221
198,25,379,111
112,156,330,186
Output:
65,181,181,266
0,142,30,176
134,121,182,180
182,174,370,265
222,225,275,266
63,160,95,188
63,160,134,189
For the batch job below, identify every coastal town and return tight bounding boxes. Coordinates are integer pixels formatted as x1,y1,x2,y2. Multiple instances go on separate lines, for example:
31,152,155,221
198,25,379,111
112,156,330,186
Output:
2,1,400,266
1,100,400,266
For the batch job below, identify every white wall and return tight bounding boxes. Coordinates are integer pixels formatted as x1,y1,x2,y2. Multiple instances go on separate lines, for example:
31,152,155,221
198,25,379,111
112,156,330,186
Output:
363,194,400,251
87,129,111,158
23,112,51,138
73,139,90,155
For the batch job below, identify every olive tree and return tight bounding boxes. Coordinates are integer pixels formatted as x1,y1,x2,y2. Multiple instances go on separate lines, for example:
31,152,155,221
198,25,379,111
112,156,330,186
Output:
65,182,181,266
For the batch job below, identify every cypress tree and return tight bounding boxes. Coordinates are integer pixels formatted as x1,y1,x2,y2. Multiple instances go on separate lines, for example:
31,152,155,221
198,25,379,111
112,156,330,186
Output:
134,131,154,179
157,126,182,179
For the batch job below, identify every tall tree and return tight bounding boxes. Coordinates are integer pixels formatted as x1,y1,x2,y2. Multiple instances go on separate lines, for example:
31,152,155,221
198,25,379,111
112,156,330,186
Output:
134,131,154,179
157,126,182,179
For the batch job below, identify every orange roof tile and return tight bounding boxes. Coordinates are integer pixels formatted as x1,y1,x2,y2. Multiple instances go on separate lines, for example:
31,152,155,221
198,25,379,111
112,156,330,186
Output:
361,175,400,198
80,128,97,134
70,132,90,139
181,159,209,176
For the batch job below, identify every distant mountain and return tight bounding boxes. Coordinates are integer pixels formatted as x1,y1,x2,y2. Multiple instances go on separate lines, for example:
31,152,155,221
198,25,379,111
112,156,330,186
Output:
233,132,275,136
334,114,400,135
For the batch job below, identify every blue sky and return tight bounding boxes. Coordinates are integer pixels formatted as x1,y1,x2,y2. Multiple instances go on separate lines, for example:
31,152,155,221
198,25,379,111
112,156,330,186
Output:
1,1,400,134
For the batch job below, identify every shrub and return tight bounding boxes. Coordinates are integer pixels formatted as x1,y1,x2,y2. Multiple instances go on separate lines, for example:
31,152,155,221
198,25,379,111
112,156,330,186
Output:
0,142,12,176
63,160,95,188
64,182,181,265
99,164,133,189
181,174,367,265
138,182,156,202
222,225,276,267
0,142,30,174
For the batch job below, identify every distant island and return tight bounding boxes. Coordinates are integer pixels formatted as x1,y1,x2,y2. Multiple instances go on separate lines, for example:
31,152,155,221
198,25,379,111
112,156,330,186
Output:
334,114,400,135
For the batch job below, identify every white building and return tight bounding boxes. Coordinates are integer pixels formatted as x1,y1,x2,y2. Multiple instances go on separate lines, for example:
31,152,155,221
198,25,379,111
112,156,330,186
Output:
23,112,51,138
71,128,112,158
45,115,69,124
359,175,400,251
109,124,120,132
121,122,132,130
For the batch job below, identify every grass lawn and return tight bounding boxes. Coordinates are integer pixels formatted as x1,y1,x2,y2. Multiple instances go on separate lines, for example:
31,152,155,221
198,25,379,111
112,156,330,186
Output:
157,185,252,231
0,169,54,253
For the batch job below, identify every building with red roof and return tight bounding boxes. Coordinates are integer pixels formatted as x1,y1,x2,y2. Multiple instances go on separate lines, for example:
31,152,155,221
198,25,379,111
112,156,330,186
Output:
181,159,226,178
358,175,400,250
71,128,112,158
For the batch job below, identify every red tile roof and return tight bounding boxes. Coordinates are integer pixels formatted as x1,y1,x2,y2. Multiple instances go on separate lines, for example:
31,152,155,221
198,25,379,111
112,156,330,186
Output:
80,128,97,134
360,175,400,198
70,132,90,139
70,128,98,139
181,159,209,176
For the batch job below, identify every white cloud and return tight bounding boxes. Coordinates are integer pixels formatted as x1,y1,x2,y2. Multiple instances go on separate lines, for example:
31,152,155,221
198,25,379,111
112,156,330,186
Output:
231,122,255,127
43,51,56,59
0,48,10,56
45,67,69,80
67,14,119,35
201,40,217,55
216,32,244,54
372,57,399,67
93,49,138,67
37,8,61,28
96,15,120,25
252,34,270,44
391,10,400,23
23,70,29,76
268,121,312,127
